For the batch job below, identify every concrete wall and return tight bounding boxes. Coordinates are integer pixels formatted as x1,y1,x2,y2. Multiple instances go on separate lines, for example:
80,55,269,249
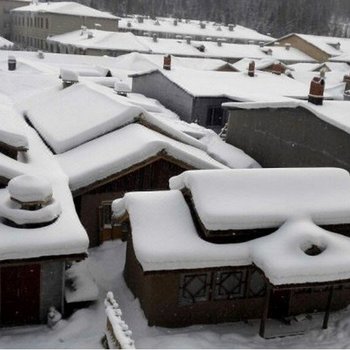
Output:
132,71,194,123
226,106,350,170
40,260,65,322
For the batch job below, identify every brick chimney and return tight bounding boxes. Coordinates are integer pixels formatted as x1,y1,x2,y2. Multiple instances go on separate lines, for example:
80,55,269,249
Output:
248,60,255,77
163,55,171,70
228,24,235,31
285,43,291,50
185,35,192,44
308,77,325,105
272,61,283,75
152,33,158,42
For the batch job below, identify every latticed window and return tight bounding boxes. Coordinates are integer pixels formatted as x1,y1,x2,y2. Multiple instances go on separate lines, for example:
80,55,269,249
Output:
179,273,211,305
213,270,247,300
247,270,266,298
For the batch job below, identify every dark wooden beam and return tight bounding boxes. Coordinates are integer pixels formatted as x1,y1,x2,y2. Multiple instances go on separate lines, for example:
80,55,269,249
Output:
259,285,272,338
322,286,334,329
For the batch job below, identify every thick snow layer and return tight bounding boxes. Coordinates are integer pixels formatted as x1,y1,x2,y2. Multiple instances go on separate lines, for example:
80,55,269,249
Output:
3,240,350,348
114,184,350,285
113,190,251,271
8,174,52,202
48,30,151,53
56,124,228,191
0,36,13,48
0,195,61,225
119,16,273,42
223,99,350,136
0,105,28,149
65,260,99,303
12,1,117,19
23,82,144,153
252,218,350,285
131,68,311,100
0,106,88,261
170,168,350,230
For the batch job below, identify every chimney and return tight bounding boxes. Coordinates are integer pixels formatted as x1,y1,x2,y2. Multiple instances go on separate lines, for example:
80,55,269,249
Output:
272,61,283,75
152,33,158,42
285,43,291,50
199,22,206,29
248,40,255,45
217,38,225,47
8,55,16,71
127,21,132,28
87,31,94,39
185,35,192,44
137,16,144,23
259,41,265,48
163,54,171,70
114,81,131,97
266,48,272,56
60,68,79,88
173,19,178,26
248,60,255,77
4,175,61,228
343,74,350,91
175,34,182,40
228,24,235,31
274,41,280,46
37,50,44,59
308,76,325,105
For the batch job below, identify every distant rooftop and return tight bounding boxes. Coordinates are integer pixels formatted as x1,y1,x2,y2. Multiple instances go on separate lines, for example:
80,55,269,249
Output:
12,1,117,19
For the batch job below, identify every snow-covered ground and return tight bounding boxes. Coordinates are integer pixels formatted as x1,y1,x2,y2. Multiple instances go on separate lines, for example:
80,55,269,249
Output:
1,240,350,348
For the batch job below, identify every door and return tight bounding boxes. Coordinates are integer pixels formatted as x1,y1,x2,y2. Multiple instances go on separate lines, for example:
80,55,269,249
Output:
1,264,41,325
268,289,291,319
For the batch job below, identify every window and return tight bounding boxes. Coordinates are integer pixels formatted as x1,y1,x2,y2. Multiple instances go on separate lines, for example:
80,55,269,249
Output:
179,273,211,305
247,270,266,297
206,106,225,126
40,17,43,28
213,270,247,300
45,18,49,29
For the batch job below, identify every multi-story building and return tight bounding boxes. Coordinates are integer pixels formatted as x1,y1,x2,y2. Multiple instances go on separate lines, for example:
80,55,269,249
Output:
10,1,119,50
0,0,30,39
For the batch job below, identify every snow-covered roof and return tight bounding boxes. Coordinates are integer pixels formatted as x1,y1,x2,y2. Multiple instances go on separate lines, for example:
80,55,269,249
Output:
0,106,88,261
113,187,350,285
289,61,350,72
12,1,117,19
0,36,14,49
118,16,273,42
223,99,350,136
260,45,316,62
169,168,350,230
131,68,311,100
48,30,151,53
56,123,228,192
22,82,144,153
0,105,28,150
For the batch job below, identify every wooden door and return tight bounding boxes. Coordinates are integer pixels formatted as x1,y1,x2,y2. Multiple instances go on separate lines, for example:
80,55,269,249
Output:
1,264,41,325
268,289,291,319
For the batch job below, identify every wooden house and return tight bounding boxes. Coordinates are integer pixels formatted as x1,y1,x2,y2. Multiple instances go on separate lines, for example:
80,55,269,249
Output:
113,168,350,337
23,81,258,247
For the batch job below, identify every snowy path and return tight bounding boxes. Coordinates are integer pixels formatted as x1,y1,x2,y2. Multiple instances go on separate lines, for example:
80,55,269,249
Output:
1,240,350,348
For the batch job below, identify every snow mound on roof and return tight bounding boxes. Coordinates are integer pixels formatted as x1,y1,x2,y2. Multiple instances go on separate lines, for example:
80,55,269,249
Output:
0,106,28,149
170,168,350,230
8,174,52,202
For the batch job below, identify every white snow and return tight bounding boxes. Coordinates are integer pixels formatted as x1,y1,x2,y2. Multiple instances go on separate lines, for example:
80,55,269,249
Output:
223,99,350,136
0,36,13,49
0,105,28,149
65,260,99,303
8,174,52,202
131,68,312,100
56,124,228,191
169,168,350,230
12,1,117,19
2,240,350,348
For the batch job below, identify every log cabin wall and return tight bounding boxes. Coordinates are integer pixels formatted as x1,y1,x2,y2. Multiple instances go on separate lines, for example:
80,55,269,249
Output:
75,157,190,247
